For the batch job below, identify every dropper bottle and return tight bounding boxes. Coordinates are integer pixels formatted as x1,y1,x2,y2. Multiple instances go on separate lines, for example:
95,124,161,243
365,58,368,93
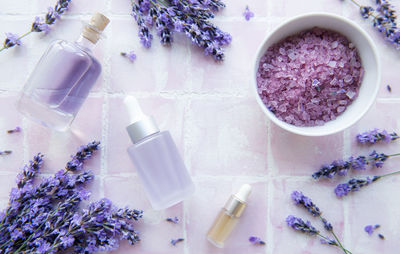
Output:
124,96,195,210
207,184,252,248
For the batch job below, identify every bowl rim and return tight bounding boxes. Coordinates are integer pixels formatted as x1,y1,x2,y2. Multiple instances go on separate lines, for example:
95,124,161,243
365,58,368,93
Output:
252,12,381,136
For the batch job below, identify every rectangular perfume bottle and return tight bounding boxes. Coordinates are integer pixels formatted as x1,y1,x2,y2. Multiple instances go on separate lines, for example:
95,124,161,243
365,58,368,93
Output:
125,96,195,210
18,13,109,131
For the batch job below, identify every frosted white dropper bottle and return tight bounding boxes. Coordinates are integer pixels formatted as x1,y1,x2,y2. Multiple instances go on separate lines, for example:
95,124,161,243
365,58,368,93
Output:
124,96,195,210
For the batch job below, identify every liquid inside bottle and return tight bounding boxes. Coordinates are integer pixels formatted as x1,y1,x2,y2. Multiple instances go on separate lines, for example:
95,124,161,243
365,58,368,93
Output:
17,13,109,131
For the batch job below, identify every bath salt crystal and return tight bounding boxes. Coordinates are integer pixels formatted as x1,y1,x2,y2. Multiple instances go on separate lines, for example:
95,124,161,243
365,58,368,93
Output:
346,90,356,99
288,52,296,60
328,61,337,67
256,27,363,127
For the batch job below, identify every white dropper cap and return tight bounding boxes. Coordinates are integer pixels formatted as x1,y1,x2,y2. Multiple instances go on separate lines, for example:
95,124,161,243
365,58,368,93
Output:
124,96,160,144
124,96,145,123
234,184,252,202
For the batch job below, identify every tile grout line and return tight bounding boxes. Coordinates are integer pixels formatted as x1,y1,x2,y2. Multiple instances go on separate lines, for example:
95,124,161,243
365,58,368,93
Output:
342,128,351,248
98,0,113,199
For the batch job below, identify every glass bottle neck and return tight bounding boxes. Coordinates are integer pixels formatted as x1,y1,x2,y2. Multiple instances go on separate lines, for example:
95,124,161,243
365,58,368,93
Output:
75,35,96,51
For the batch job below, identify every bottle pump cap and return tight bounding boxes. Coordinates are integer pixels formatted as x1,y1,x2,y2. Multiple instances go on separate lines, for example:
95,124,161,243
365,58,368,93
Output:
82,13,110,44
124,96,160,144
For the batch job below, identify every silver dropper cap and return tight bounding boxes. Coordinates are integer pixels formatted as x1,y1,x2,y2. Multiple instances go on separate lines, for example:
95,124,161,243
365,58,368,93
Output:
126,116,160,144
124,96,160,144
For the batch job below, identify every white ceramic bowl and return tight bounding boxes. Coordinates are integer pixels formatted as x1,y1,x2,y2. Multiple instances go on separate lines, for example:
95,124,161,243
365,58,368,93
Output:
253,13,380,136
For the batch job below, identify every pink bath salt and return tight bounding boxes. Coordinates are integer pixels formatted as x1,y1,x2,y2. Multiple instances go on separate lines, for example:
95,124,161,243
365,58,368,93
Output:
256,27,364,127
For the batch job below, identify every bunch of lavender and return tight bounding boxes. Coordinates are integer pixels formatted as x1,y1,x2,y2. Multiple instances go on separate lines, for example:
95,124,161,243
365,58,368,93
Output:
312,150,399,179
0,141,143,253
335,170,400,197
130,0,232,61
357,128,399,144
0,0,71,53
342,0,400,50
290,191,350,253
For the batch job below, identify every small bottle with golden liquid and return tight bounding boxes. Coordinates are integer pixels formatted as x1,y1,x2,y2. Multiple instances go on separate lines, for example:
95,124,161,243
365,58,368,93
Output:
207,184,252,248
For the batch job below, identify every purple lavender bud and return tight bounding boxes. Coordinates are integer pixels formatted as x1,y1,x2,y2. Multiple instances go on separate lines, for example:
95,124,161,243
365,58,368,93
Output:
249,236,266,245
7,126,21,134
357,129,399,144
378,233,385,239
121,51,137,62
0,150,12,155
3,33,21,50
360,6,374,18
286,215,319,235
166,216,179,224
335,176,380,197
320,237,338,245
369,150,388,167
387,85,392,92
364,225,376,235
243,6,254,21
291,191,321,217
170,238,184,246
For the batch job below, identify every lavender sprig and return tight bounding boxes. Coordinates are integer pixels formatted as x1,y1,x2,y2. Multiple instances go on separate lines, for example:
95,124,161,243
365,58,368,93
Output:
334,170,400,197
357,128,399,144
0,141,143,253
0,0,71,53
131,0,231,61
312,150,400,179
291,191,346,252
343,0,400,50
286,215,352,254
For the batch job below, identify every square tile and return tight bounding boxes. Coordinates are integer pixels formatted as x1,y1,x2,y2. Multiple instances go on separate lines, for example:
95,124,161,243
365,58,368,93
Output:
188,97,268,176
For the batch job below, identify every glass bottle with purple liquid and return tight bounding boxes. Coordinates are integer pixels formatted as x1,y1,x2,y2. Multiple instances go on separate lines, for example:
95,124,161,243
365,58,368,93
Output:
18,13,110,131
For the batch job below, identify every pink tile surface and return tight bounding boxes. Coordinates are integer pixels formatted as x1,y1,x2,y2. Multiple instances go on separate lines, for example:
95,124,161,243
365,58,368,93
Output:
0,0,400,253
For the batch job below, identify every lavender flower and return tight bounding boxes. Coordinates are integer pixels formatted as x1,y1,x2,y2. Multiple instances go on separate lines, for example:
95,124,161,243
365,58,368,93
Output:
130,0,231,61
357,129,399,144
121,51,137,62
342,0,400,50
7,126,21,134
335,170,400,197
365,224,380,235
0,0,71,53
387,85,392,92
2,33,21,51
334,176,379,197
243,6,254,21
0,141,143,253
378,233,385,239
286,215,319,235
0,150,12,155
320,237,338,245
170,238,184,246
291,191,321,217
248,236,265,245
166,216,179,224
312,150,397,179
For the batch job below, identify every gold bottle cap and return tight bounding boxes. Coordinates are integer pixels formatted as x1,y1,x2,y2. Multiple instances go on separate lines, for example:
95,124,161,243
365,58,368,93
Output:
82,13,110,44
